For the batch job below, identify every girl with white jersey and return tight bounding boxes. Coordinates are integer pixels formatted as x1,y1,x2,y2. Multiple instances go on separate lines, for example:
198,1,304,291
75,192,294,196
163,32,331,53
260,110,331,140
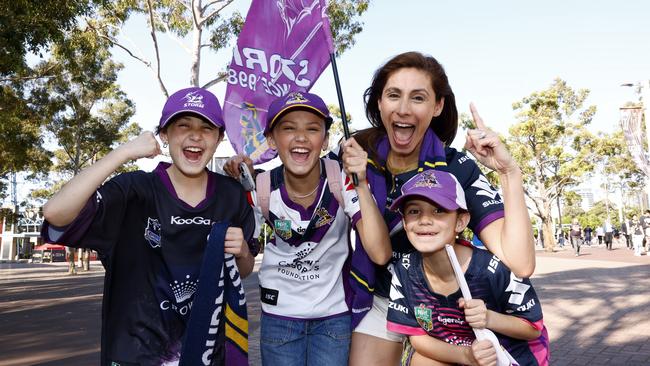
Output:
227,91,391,366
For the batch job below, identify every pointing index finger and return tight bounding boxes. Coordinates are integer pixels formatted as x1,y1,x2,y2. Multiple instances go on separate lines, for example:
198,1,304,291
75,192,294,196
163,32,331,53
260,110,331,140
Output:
469,102,487,130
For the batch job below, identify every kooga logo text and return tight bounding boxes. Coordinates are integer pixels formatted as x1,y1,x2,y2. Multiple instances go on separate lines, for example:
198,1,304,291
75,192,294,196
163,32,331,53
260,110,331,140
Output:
170,216,213,225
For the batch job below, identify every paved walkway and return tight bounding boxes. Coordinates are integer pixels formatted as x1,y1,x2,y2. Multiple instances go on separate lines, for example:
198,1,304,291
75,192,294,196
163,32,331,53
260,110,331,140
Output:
1,243,649,365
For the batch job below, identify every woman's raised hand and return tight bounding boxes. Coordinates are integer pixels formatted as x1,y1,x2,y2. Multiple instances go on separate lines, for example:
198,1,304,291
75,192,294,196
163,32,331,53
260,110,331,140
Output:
464,103,519,175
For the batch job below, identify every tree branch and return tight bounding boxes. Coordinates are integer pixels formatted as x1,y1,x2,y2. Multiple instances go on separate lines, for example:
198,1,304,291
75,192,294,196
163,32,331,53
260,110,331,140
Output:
94,31,152,68
146,0,169,97
201,73,227,89
202,0,226,12
152,10,193,54
199,0,234,27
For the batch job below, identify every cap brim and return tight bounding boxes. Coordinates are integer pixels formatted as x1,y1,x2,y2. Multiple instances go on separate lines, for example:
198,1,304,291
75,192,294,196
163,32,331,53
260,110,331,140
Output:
389,192,461,212
160,110,223,129
266,104,332,133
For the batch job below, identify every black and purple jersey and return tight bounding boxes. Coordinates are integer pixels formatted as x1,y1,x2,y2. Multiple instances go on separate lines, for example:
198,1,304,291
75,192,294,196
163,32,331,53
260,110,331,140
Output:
387,245,549,366
41,162,255,366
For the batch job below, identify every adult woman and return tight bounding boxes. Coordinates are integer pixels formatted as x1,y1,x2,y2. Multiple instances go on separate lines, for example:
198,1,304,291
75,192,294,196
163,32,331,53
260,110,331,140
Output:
348,51,535,365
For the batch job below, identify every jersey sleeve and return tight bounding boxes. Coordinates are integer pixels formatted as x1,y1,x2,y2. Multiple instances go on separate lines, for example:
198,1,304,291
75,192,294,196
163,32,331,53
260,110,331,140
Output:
487,254,544,329
41,173,137,254
386,258,428,336
446,148,504,234
340,168,362,227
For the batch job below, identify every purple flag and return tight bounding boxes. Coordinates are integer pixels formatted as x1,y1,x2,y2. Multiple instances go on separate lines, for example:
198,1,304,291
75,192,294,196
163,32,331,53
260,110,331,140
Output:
223,0,334,164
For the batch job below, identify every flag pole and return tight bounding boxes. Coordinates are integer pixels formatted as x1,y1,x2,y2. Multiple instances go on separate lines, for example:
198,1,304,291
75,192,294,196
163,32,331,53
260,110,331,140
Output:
329,53,358,186
320,0,357,185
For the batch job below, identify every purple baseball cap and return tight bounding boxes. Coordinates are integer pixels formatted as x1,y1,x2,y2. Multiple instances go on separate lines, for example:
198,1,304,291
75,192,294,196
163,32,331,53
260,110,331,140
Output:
159,87,224,130
265,91,333,134
389,170,467,212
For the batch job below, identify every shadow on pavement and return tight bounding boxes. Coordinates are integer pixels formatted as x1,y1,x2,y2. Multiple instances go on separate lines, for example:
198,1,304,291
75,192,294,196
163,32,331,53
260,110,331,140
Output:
2,260,649,365
534,264,650,365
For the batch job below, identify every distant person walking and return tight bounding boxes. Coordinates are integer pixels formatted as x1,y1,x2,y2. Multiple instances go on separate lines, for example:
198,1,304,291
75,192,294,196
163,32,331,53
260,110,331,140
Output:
570,219,582,257
65,246,76,275
604,219,614,250
621,218,632,249
595,226,604,245
643,210,650,253
584,226,593,245
631,214,645,256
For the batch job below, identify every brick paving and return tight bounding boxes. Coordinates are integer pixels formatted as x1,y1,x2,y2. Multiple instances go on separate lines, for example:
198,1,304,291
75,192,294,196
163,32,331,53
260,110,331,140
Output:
1,242,649,365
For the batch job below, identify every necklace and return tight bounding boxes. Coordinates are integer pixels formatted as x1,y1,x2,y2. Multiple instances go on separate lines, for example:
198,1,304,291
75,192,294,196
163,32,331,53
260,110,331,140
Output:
287,184,319,199
386,156,418,175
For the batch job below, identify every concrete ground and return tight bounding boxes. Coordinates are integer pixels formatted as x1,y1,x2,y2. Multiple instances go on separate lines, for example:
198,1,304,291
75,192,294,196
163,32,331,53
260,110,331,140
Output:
1,241,649,365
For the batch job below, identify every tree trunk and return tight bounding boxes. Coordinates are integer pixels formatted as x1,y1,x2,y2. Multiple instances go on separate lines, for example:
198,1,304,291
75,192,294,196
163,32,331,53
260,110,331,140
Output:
542,217,556,252
190,3,202,86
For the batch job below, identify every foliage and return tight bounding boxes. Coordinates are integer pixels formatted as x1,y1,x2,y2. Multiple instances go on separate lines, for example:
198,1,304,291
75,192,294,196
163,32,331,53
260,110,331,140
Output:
506,78,597,251
0,84,53,179
31,29,136,182
0,0,97,77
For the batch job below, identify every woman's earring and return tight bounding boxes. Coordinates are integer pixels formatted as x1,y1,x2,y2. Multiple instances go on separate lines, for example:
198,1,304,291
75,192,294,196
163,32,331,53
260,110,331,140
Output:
163,142,168,148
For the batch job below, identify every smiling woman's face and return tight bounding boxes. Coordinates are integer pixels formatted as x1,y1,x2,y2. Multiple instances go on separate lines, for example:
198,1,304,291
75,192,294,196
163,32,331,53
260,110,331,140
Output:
378,67,444,160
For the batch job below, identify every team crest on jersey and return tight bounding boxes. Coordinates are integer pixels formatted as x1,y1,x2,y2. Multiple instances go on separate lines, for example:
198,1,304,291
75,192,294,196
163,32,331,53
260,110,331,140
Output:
274,218,292,240
415,304,433,331
144,217,161,248
414,171,440,188
314,207,333,228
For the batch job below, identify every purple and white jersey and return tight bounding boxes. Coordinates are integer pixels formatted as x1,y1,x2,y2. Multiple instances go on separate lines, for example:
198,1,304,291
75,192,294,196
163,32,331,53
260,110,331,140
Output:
250,160,362,319
387,245,549,366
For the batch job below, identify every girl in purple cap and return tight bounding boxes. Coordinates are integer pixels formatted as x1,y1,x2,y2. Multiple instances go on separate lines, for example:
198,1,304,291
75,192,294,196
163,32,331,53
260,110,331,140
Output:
226,91,392,365
41,87,255,365
348,52,536,365
386,170,548,366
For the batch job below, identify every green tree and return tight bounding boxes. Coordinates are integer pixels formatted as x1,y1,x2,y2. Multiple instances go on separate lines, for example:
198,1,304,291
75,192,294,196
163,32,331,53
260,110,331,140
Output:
89,0,370,96
0,0,101,201
0,0,97,77
507,78,597,251
595,130,646,220
31,29,137,195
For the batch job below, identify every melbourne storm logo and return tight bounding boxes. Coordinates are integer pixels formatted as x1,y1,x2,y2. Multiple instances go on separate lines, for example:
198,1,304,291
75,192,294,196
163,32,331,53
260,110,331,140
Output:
182,91,204,108
144,217,162,248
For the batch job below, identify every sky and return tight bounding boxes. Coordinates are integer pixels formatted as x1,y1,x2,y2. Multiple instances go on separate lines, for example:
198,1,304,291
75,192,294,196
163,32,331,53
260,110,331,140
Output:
7,0,650,203
107,0,650,171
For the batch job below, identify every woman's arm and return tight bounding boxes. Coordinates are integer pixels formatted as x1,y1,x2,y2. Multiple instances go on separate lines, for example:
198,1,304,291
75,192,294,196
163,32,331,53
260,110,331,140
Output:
354,183,392,265
464,103,535,277
43,132,160,227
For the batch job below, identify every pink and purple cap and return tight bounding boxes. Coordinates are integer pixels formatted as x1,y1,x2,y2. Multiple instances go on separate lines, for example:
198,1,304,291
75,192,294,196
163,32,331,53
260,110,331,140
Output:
159,87,224,130
389,170,467,212
265,91,333,134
